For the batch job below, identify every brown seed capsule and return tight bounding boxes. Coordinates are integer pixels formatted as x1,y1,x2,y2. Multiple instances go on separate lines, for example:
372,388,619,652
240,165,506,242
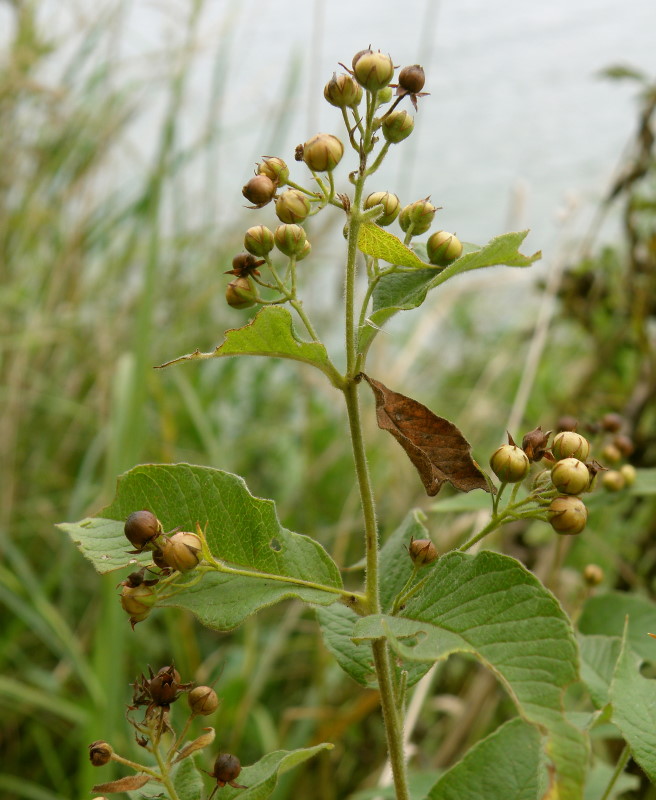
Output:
583,564,604,587
124,510,162,552
210,753,247,789
557,415,579,432
489,444,530,483
227,252,264,278
148,665,184,707
242,174,276,208
159,532,202,573
188,685,220,716
398,64,425,94
408,537,438,566
226,276,257,310
600,412,623,432
613,434,634,458
120,583,156,627
89,740,114,767
522,426,552,462
550,457,591,495
548,495,588,535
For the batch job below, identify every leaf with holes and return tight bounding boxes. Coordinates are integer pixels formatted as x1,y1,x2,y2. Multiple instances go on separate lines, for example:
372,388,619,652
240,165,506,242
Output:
58,464,344,631
353,550,587,800
155,306,342,386
362,375,489,496
359,230,539,354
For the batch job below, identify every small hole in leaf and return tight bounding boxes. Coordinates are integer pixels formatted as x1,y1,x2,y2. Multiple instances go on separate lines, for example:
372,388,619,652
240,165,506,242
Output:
269,538,282,552
100,554,109,560
639,661,656,679
128,558,138,564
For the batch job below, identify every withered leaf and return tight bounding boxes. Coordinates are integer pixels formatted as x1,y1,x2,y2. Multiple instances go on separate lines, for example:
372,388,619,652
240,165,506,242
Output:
92,774,151,793
362,375,490,496
172,726,215,763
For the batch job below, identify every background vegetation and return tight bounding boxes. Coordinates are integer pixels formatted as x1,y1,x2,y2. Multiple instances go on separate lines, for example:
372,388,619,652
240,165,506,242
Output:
1,3,655,799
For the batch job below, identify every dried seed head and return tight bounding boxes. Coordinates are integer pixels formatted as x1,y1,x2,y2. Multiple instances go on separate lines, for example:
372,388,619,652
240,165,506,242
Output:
397,64,425,94
242,174,276,208
548,495,588,535
426,230,463,266
550,457,591,495
552,431,590,461
364,191,400,226
124,510,162,552
89,740,114,767
521,426,552,462
489,444,530,483
408,537,438,566
148,665,184,707
188,685,220,716
210,753,246,789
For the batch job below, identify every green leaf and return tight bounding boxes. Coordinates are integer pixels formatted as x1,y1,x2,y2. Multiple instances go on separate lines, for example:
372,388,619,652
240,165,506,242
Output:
359,231,540,354
578,592,656,660
173,756,204,800
353,550,587,800
578,635,622,709
156,306,342,386
220,744,333,800
59,464,344,631
317,511,433,688
427,718,542,800
610,623,656,782
430,491,495,514
358,223,428,269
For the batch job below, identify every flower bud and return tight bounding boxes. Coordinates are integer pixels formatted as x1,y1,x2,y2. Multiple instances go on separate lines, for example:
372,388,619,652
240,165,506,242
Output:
274,224,307,257
552,431,590,461
159,532,202,573
242,174,276,207
489,444,530,483
376,86,393,105
364,191,400,226
226,276,257,309
210,753,246,789
381,109,414,143
324,73,363,108
89,741,114,767
244,225,274,257
398,198,437,235
548,495,588,535
353,50,395,92
301,133,344,172
188,685,220,716
398,64,425,94
408,537,438,566
275,189,311,223
120,583,157,626
426,230,463,266
550,457,590,495
258,156,289,186
296,239,312,261
124,510,162,552
602,469,625,492
583,564,604,587
620,463,637,487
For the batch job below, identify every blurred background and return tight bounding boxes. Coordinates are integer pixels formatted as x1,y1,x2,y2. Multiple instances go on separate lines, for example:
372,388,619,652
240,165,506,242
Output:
1,1,655,798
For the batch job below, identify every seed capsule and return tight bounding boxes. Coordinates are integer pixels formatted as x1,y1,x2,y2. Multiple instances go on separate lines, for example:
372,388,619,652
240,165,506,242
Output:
583,564,604,587
226,276,257,309
522,426,551,462
301,133,344,172
552,431,590,461
188,685,220,716
353,50,395,92
275,189,311,223
381,109,414,143
244,225,274,257
620,463,637,487
257,156,289,185
274,224,307,257
602,470,625,492
398,198,437,235
210,753,246,789
600,412,623,432
489,444,530,483
148,665,184,707
364,191,401,226
159,532,203,573
324,73,363,108
120,583,157,627
242,174,276,207
548,495,588,535
426,230,463,266
89,740,114,767
550,457,590,495
398,64,425,94
124,510,162,552
408,537,438,566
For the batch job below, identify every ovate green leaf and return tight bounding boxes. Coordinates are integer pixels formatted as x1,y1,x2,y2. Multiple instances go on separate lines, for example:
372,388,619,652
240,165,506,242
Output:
59,464,343,630
353,550,587,800
219,744,333,800
156,306,342,386
610,623,656,782
359,231,540,354
427,718,542,800
173,756,204,800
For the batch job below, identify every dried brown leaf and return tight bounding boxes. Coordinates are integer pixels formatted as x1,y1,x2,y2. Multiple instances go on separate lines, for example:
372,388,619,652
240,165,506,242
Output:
172,726,215,763
362,375,490,496
92,774,151,793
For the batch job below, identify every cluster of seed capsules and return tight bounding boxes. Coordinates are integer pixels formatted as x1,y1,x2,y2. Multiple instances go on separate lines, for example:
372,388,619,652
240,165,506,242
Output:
489,418,636,536
228,48,463,309
119,510,203,627
89,665,246,798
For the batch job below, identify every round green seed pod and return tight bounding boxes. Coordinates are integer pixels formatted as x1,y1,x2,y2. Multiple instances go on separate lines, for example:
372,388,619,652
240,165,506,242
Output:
489,444,530,483
552,431,590,461
550,457,590,495
548,495,588,535
426,231,463,266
